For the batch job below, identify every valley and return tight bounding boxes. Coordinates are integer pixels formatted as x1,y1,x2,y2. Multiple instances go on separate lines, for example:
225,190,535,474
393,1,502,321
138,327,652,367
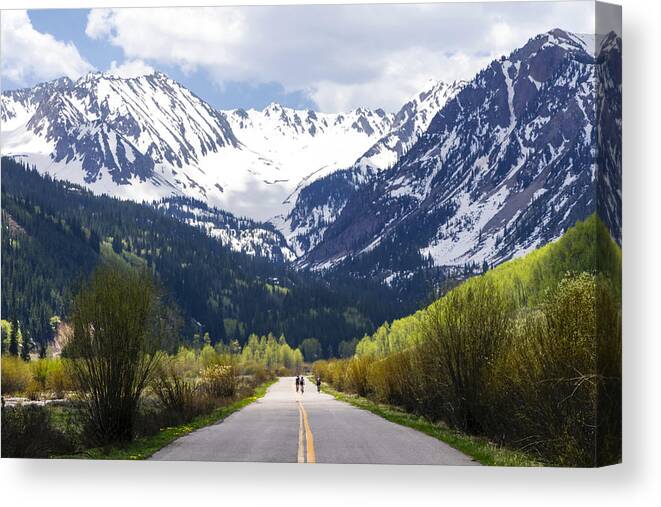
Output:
0,20,622,467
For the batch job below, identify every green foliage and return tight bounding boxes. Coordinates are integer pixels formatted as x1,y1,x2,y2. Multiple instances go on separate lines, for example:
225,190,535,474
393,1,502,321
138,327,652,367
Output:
488,273,621,466
200,363,238,398
152,358,203,420
1,404,77,458
240,333,303,373
1,355,32,393
20,326,31,361
27,358,73,398
299,337,322,362
64,266,174,444
1,355,74,397
8,317,20,356
337,338,358,358
0,319,10,354
418,279,511,432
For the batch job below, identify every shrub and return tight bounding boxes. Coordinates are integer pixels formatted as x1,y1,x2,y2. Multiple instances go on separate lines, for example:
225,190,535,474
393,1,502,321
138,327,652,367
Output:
368,351,418,411
64,266,174,445
312,360,330,386
1,356,32,394
328,359,349,391
420,279,511,432
595,275,622,465
30,359,51,391
152,358,199,417
345,356,372,396
24,379,42,401
488,273,621,465
200,363,237,399
46,360,75,398
319,217,621,467
1,405,77,458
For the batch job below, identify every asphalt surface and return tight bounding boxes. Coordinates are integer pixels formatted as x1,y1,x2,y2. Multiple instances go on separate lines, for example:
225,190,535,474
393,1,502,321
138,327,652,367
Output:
150,376,478,465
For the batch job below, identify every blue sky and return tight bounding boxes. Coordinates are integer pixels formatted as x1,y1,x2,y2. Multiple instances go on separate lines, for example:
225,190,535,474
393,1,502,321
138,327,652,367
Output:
1,3,596,112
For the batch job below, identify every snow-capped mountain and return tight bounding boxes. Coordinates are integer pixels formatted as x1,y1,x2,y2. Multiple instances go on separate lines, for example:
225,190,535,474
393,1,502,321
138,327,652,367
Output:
1,73,394,222
355,80,467,174
224,103,393,176
153,196,295,263
299,29,621,279
221,103,395,214
2,72,241,201
276,80,465,256
1,28,621,279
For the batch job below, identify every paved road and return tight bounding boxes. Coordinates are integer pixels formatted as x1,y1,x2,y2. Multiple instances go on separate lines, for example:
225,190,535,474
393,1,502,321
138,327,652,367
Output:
150,377,478,465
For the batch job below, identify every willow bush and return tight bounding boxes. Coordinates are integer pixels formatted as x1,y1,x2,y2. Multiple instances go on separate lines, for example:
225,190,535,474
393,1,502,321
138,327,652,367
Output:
152,357,199,417
64,266,174,445
1,355,32,394
487,273,617,465
367,350,418,412
345,356,372,396
200,363,238,398
316,271,622,466
418,279,511,433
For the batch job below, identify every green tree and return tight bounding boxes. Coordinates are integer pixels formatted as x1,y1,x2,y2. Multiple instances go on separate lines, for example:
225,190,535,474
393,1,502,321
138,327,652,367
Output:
64,266,175,444
338,338,358,358
8,318,19,356
300,338,322,362
0,319,10,354
111,236,123,254
89,229,101,253
20,329,31,361
38,341,47,359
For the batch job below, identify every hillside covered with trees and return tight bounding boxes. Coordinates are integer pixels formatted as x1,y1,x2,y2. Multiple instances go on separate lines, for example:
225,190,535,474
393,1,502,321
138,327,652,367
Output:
1,158,409,356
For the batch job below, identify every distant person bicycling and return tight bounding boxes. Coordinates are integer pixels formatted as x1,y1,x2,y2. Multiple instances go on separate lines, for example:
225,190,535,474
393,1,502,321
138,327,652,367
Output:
300,376,305,394
295,376,300,393
316,376,322,393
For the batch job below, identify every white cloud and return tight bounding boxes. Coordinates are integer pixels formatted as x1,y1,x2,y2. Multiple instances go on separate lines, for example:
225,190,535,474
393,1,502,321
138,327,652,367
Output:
106,59,155,79
85,2,595,112
1,10,94,86
310,47,491,112
86,8,246,74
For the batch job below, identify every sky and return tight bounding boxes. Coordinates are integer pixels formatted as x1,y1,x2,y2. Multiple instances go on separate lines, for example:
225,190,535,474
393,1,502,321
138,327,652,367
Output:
0,2,597,113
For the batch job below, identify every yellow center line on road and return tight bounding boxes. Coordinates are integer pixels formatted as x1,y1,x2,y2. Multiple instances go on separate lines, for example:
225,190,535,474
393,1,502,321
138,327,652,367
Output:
297,400,305,463
300,400,316,464
296,396,316,464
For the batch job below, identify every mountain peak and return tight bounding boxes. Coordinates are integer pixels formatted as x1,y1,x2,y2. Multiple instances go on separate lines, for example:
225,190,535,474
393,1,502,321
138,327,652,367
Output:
264,102,283,114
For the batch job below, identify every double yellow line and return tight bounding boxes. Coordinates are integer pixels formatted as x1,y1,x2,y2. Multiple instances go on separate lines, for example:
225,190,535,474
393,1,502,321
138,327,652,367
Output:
297,398,316,463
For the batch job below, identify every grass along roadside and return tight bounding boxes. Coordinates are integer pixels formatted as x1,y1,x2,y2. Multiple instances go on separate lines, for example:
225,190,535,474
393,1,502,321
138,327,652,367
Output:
61,379,277,460
320,383,542,467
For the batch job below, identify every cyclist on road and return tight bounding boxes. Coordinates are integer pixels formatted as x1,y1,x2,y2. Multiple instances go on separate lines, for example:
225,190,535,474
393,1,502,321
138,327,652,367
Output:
300,376,305,394
316,376,322,393
295,376,300,393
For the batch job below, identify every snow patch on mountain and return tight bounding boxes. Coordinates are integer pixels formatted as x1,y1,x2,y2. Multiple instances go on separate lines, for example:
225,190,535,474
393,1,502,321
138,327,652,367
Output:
277,80,465,257
154,197,295,262
299,29,620,278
